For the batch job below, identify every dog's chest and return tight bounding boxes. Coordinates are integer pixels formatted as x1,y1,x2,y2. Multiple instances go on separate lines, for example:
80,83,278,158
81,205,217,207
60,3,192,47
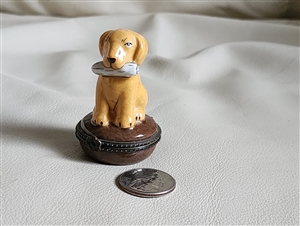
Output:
102,77,137,100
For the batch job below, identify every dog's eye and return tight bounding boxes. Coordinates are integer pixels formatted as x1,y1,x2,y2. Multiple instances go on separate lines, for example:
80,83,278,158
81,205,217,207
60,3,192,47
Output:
124,42,132,47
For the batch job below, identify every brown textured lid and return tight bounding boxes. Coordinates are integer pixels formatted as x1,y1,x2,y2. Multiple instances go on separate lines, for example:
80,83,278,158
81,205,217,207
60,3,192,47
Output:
83,113,158,142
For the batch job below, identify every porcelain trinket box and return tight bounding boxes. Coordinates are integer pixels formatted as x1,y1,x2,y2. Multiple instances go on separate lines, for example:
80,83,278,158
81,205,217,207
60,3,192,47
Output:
75,29,161,165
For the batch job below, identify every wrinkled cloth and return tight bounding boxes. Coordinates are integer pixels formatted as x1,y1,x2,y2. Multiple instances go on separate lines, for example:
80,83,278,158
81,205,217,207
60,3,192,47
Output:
2,13,299,225
1,0,299,19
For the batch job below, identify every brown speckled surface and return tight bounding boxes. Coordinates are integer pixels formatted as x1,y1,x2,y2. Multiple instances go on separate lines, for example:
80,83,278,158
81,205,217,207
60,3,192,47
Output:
83,113,157,142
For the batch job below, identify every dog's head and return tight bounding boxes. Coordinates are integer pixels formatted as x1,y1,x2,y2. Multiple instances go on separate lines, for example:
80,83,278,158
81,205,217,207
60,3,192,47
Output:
99,29,148,70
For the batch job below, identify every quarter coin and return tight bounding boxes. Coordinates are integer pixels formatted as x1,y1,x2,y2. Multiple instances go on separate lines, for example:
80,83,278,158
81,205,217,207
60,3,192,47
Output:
118,168,176,198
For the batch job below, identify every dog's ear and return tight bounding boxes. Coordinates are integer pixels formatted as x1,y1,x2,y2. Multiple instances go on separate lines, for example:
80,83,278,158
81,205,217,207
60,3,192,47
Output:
133,32,148,65
99,30,112,57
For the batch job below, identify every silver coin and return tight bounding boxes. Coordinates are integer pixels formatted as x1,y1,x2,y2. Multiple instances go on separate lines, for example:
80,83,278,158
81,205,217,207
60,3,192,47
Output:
118,168,176,198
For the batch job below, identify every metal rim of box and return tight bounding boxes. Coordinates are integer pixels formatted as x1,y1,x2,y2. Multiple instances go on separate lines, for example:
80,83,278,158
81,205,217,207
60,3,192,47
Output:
75,119,161,153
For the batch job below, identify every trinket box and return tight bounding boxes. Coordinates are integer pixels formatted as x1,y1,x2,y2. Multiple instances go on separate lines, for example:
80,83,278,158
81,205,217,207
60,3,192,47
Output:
75,29,161,165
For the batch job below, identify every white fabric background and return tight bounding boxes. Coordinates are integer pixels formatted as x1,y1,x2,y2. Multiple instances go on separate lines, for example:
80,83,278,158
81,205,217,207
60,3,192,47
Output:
1,9,299,225
2,0,299,19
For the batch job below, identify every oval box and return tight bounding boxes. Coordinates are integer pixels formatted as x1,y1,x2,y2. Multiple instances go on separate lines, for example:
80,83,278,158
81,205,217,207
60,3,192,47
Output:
75,113,161,165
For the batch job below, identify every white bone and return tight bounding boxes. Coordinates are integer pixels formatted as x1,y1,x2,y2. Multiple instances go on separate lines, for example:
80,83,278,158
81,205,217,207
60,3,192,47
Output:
91,61,139,77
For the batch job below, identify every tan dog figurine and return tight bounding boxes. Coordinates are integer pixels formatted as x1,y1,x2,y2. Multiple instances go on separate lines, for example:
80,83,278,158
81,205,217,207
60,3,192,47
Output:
91,29,148,128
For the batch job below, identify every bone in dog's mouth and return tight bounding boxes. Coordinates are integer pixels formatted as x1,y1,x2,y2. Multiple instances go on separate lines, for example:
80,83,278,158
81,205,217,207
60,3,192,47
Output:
92,61,139,77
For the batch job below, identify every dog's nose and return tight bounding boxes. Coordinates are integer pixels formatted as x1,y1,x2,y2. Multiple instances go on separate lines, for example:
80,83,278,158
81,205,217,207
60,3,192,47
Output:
107,58,116,64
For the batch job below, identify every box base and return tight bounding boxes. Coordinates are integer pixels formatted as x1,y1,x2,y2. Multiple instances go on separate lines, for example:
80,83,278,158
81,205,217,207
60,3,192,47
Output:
75,113,161,165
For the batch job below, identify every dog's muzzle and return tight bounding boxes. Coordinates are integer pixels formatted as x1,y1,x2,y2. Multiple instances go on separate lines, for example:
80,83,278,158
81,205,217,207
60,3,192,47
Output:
92,61,139,77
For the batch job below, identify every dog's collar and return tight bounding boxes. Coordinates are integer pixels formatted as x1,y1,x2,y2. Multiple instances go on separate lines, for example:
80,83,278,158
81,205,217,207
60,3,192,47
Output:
92,61,139,77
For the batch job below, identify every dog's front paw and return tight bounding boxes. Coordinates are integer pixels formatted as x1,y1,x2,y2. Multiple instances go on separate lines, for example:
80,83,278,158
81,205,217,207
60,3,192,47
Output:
134,108,145,122
114,115,135,129
91,114,109,126
135,112,145,121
